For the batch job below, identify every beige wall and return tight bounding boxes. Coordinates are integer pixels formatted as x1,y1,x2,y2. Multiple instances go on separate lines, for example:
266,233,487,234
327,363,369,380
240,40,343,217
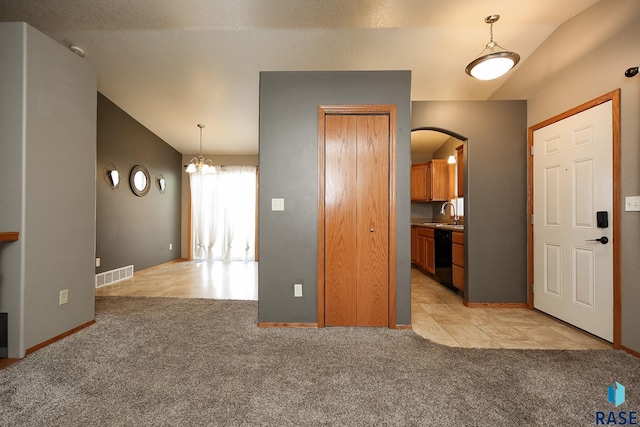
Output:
491,0,640,352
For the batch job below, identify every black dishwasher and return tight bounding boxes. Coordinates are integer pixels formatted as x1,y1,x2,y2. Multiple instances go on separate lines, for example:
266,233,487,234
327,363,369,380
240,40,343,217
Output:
434,229,453,289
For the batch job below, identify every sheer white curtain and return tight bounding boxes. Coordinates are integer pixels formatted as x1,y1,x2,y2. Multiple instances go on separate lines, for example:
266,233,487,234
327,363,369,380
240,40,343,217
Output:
190,166,256,261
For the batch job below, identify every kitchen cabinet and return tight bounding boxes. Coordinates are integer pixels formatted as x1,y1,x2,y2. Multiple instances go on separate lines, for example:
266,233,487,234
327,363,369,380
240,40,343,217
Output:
411,226,418,264
410,160,449,202
413,226,435,274
452,231,464,291
456,145,464,197
411,164,427,201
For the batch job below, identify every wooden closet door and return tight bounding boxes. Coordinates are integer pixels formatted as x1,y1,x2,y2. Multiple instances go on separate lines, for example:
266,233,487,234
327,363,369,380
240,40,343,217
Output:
324,115,358,326
356,115,389,326
324,114,389,327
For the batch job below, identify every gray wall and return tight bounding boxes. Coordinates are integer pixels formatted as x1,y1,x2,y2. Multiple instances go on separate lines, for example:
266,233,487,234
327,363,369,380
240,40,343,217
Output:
0,23,96,357
97,93,182,273
258,71,412,325
411,101,528,304
491,0,640,352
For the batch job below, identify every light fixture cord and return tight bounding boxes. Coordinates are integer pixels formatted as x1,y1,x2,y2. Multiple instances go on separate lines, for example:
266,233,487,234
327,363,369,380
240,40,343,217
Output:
198,124,205,157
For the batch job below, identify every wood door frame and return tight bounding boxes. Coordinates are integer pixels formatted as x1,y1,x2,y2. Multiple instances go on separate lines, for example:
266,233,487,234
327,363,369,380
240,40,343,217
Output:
527,89,621,349
317,104,398,328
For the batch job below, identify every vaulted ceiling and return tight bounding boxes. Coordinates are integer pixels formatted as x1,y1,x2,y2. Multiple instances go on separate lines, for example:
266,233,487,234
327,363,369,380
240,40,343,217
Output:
0,0,600,154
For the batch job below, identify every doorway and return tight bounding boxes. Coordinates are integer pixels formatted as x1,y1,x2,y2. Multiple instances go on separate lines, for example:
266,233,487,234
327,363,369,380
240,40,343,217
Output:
317,105,397,327
410,127,466,295
188,166,258,261
528,90,621,347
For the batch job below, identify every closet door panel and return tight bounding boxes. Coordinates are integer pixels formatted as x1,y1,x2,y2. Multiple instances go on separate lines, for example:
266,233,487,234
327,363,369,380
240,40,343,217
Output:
324,115,358,326
356,115,389,326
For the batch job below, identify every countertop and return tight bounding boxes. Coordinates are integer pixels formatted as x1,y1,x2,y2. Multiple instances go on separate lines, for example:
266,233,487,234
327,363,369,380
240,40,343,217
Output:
411,222,464,232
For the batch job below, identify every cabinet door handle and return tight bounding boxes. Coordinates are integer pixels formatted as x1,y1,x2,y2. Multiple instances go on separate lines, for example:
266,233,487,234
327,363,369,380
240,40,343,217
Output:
370,228,375,233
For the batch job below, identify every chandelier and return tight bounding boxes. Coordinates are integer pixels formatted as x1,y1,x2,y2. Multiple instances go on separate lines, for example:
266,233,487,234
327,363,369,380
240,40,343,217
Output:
185,124,215,174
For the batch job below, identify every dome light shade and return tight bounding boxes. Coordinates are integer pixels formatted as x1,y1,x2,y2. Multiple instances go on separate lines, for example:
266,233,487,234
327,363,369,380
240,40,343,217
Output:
465,15,520,80
466,51,520,80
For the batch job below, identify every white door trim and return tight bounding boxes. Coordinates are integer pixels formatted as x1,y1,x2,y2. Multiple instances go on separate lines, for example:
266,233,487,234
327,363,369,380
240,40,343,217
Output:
527,89,621,349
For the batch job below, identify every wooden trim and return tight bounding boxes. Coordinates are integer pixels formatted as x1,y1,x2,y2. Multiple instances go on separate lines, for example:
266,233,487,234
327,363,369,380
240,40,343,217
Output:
25,319,96,355
317,104,398,329
622,346,640,359
395,324,412,330
527,89,621,349
388,105,398,329
134,258,187,275
257,322,318,328
0,358,21,370
317,107,326,328
611,90,622,349
0,232,19,242
463,302,529,309
527,123,534,310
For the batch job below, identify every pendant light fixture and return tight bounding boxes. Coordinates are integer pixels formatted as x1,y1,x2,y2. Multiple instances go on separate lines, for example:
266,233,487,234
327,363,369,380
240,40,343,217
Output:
465,15,520,80
447,138,457,165
185,124,215,174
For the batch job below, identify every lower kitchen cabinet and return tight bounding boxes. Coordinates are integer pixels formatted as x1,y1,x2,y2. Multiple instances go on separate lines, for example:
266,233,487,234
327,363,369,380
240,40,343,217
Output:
412,226,435,275
452,231,464,291
411,226,418,264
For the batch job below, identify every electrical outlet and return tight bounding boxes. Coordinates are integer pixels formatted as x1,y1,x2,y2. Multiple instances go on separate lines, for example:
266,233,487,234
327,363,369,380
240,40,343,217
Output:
95,257,101,267
294,284,303,297
59,289,69,305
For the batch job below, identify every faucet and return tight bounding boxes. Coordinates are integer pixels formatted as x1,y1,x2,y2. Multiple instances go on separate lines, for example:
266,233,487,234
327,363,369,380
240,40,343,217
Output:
440,202,459,225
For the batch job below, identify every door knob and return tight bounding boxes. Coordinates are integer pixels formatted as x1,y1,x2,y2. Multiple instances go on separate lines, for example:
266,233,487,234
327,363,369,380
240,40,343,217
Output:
586,236,608,244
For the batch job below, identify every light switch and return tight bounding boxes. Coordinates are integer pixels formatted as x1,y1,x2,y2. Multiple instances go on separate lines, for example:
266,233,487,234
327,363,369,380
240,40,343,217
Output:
625,196,640,212
294,284,303,297
272,198,285,211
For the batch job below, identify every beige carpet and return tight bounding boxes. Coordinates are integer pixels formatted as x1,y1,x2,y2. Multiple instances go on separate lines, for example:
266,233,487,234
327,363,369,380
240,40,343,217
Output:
0,296,638,426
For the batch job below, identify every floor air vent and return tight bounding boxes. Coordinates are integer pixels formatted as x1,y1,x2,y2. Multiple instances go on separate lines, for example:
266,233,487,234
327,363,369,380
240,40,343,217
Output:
95,265,134,288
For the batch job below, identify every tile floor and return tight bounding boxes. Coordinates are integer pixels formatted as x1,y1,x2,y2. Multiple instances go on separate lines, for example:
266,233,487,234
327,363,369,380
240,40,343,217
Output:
95,260,258,300
95,260,611,350
411,268,612,350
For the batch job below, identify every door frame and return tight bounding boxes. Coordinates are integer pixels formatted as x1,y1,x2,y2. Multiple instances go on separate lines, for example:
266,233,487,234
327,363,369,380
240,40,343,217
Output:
527,89,621,348
317,104,398,328
186,168,260,261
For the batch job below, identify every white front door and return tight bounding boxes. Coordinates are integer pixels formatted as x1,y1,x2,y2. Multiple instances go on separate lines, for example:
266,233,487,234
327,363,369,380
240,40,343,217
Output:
533,100,613,341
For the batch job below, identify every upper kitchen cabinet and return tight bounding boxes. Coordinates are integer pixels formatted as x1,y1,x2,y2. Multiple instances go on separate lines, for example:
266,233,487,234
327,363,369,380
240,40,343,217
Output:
410,162,427,201
456,145,464,197
410,159,449,202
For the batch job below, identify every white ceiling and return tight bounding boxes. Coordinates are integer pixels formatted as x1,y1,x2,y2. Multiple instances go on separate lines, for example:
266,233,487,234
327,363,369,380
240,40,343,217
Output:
0,0,600,155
